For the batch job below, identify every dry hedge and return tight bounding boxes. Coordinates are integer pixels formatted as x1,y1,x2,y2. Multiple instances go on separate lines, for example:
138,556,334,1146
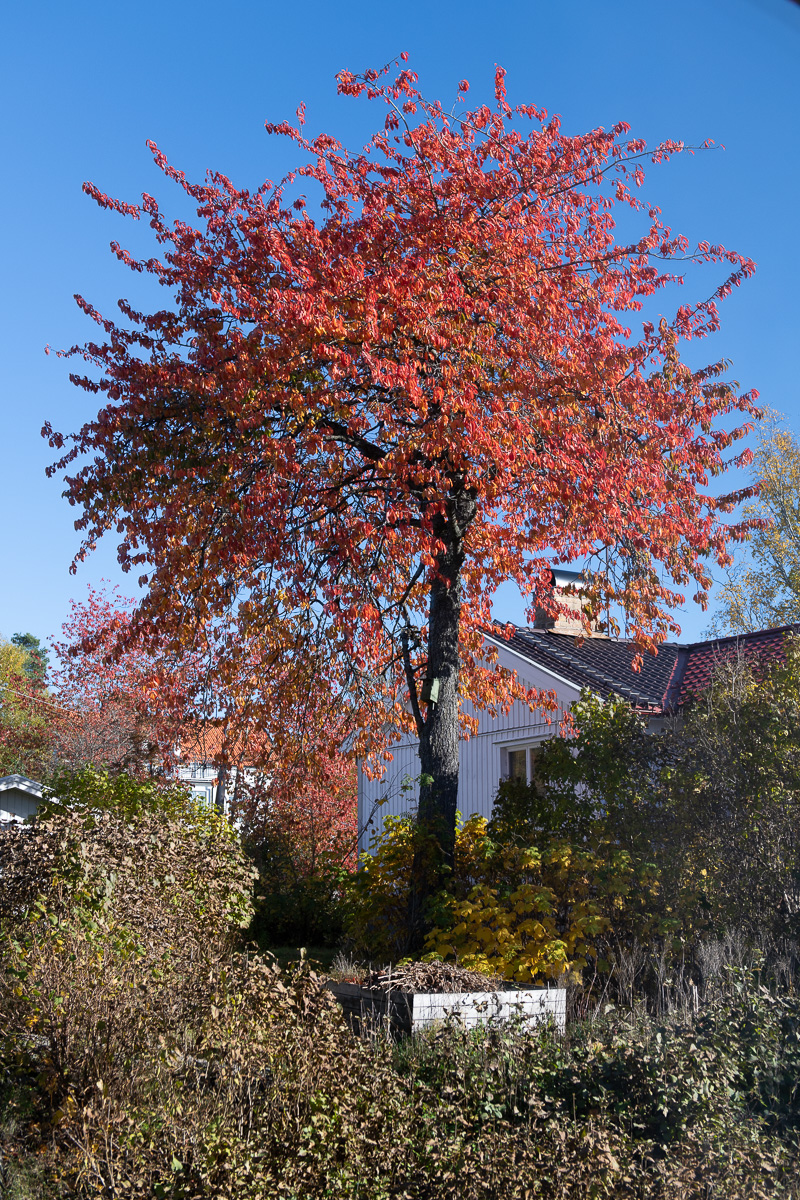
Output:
1,805,798,1198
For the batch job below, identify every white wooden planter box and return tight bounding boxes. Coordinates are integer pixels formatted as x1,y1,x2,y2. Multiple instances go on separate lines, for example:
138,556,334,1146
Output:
329,981,565,1035
411,988,565,1033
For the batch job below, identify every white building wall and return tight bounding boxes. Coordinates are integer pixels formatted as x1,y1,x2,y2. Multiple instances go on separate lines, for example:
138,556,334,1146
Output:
358,639,582,855
0,775,45,824
176,763,255,820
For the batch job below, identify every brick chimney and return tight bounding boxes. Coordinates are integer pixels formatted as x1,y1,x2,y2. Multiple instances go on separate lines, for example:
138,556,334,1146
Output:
533,569,598,636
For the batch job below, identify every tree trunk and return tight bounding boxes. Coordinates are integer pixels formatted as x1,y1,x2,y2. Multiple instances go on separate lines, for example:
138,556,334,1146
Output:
215,761,228,813
417,567,462,869
406,487,476,950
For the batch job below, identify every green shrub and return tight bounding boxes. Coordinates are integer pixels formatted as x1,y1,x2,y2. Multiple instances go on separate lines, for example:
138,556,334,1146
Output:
247,830,351,947
39,762,205,823
536,971,800,1143
345,814,419,960
529,645,800,949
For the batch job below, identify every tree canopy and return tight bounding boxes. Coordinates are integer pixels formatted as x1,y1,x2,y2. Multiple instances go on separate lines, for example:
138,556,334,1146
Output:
9,633,49,684
0,633,49,778
712,412,800,634
46,60,758,871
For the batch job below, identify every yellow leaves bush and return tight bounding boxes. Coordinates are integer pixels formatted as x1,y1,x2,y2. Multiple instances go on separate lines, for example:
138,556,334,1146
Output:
348,814,661,982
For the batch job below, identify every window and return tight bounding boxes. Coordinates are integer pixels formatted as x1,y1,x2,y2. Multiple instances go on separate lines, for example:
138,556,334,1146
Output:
191,783,216,807
507,748,528,782
502,743,544,786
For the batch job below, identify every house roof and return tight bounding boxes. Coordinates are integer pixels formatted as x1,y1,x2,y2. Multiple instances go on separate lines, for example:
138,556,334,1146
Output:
490,623,800,714
179,725,227,765
0,775,45,826
676,624,798,705
0,774,44,798
178,723,270,767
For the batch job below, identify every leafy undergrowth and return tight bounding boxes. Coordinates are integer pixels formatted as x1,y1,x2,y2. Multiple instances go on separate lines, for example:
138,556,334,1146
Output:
2,789,799,1198
3,958,800,1198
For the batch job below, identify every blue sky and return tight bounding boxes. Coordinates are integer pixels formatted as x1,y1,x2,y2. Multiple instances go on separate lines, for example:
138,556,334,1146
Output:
1,0,798,649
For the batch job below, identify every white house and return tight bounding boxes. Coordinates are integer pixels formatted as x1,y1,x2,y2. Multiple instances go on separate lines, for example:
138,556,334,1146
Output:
175,724,262,816
357,571,798,854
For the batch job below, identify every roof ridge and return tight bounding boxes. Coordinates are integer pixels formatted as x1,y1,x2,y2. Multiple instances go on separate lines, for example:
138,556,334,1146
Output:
682,622,800,651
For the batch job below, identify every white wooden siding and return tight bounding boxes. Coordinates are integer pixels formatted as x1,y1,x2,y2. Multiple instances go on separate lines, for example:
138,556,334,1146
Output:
0,775,45,824
358,641,582,854
411,987,566,1032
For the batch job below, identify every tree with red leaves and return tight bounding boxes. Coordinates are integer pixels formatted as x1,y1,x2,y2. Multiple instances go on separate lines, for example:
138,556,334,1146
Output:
49,585,200,775
46,60,759,906
242,732,357,869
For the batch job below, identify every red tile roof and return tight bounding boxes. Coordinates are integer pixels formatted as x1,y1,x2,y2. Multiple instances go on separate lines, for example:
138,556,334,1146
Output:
677,624,798,706
178,723,270,766
491,623,800,714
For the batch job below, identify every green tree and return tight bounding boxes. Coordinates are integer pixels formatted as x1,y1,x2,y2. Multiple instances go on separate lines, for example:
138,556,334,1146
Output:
712,413,800,634
0,634,27,687
661,641,800,936
0,633,50,777
10,632,49,684
490,691,656,850
523,640,800,941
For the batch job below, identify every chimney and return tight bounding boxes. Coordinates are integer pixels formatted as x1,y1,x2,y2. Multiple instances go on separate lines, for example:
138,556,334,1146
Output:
533,569,598,636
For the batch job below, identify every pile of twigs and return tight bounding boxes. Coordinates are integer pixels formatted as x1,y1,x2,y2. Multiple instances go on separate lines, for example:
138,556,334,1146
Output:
365,960,504,994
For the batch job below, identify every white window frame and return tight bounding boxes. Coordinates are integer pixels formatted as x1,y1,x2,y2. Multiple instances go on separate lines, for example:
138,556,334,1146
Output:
499,739,548,786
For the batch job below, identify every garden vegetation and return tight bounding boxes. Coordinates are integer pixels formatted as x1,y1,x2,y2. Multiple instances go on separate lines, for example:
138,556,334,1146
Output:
3,645,800,1196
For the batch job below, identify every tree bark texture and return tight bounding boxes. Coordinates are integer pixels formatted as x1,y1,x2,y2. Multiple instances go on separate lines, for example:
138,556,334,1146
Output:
417,567,462,868
406,486,476,949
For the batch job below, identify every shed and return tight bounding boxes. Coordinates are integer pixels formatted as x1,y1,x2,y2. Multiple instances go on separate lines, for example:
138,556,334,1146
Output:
0,775,45,824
